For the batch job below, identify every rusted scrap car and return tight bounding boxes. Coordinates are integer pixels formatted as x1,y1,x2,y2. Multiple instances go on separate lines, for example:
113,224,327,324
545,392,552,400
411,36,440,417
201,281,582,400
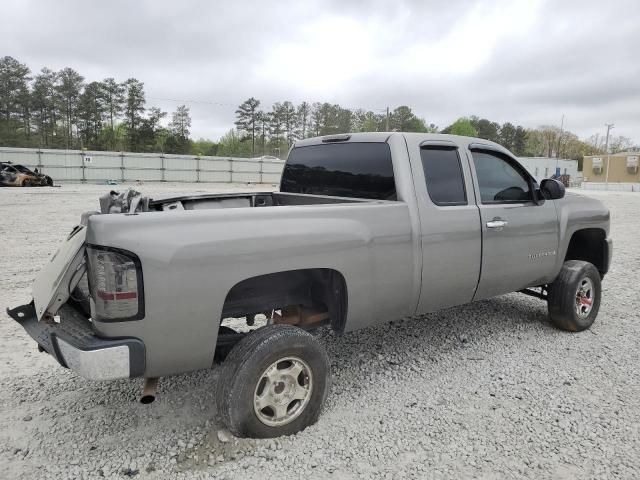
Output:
0,162,53,187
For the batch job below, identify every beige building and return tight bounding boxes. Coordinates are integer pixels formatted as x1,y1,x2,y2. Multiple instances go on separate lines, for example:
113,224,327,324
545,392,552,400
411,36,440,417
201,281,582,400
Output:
583,152,640,190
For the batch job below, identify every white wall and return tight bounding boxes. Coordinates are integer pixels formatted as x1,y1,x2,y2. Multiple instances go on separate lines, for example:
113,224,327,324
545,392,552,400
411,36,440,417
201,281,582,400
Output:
582,182,640,192
0,147,285,184
517,157,579,184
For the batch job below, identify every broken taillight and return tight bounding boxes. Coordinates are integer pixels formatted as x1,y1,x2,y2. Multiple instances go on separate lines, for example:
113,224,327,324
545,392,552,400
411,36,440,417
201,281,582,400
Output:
86,246,144,321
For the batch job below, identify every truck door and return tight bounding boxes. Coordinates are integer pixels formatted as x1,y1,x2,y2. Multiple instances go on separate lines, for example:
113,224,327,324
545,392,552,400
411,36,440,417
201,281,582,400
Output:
407,140,482,313
467,146,559,300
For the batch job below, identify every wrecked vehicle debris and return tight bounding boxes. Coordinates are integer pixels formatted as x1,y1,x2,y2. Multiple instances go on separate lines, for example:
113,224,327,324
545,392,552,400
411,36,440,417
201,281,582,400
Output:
0,162,53,187
98,188,150,214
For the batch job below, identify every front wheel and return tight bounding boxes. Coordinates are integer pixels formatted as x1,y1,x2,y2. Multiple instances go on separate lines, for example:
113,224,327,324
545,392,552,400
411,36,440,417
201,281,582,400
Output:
548,260,602,331
216,324,330,438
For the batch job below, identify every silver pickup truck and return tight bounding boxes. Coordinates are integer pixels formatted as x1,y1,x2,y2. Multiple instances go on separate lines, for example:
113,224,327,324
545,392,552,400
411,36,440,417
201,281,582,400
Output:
8,132,612,438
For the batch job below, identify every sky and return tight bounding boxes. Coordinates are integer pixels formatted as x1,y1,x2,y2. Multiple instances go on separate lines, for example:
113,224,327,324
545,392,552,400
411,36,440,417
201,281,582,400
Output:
2,0,639,143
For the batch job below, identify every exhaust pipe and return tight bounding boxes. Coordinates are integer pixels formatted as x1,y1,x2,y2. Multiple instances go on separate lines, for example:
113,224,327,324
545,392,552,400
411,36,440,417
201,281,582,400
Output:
140,377,159,404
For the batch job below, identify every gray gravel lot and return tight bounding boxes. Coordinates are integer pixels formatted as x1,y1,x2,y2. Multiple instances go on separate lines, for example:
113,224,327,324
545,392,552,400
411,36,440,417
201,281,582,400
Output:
1,184,639,479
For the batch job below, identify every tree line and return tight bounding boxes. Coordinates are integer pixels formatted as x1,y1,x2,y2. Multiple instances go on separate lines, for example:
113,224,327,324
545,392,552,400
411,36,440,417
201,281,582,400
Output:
227,98,437,157
0,56,193,153
228,99,635,164
2,56,635,163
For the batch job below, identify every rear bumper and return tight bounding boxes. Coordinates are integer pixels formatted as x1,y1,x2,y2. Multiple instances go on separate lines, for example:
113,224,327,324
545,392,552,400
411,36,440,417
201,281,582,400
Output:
7,302,145,381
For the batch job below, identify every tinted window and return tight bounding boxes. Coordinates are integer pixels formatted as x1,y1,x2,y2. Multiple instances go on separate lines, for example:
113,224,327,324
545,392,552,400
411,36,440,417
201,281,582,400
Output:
472,151,532,203
281,143,396,200
420,147,466,205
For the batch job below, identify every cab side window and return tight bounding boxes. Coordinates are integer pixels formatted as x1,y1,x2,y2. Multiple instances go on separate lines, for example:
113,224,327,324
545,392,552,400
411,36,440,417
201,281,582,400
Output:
420,146,467,206
472,151,532,203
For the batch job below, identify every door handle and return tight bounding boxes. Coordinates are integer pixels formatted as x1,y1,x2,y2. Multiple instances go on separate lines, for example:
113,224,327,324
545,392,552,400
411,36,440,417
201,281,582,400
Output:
486,219,508,230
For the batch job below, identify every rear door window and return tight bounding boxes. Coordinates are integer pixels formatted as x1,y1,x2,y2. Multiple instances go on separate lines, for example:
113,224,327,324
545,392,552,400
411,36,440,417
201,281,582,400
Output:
281,143,396,200
420,147,467,205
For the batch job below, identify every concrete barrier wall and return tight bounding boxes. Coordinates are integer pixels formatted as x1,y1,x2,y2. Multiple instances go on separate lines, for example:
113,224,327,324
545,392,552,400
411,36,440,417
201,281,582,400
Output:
0,147,285,184
582,182,640,192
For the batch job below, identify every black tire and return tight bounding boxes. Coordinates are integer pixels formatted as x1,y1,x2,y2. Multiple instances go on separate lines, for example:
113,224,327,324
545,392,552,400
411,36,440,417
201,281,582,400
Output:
548,260,601,332
217,324,330,438
213,325,238,363
45,176,53,186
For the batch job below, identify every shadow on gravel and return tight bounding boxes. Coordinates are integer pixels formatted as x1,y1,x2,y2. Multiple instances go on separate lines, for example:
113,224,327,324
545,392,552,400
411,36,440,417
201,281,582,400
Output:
78,292,553,418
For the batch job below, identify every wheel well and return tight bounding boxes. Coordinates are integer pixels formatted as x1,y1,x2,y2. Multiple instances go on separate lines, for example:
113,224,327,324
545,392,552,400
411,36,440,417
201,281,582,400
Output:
564,228,607,277
221,268,348,333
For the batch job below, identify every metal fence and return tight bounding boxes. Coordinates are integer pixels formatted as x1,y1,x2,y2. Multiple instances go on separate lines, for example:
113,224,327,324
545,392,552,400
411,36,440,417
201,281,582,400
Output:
0,147,286,184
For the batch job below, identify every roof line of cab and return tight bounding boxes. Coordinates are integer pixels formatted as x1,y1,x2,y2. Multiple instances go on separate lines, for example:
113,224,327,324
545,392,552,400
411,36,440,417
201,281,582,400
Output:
293,132,511,155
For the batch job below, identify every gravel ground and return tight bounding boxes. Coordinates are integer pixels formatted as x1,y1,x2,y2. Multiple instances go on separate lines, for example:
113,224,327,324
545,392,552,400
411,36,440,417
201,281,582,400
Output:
1,184,638,479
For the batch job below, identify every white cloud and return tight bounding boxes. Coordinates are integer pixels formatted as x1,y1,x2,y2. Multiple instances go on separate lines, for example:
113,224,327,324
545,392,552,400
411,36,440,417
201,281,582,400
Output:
1,0,638,142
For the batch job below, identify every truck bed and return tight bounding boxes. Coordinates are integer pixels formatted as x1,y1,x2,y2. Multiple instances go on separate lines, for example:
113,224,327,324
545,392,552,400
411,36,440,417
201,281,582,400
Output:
149,191,374,212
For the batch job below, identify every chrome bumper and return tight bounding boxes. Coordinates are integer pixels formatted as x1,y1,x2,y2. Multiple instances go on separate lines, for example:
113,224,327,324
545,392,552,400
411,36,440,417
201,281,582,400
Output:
7,302,145,381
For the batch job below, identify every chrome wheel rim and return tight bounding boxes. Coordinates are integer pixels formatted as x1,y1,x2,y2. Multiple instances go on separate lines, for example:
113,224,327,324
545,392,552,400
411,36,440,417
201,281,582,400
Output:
575,278,594,318
253,356,313,427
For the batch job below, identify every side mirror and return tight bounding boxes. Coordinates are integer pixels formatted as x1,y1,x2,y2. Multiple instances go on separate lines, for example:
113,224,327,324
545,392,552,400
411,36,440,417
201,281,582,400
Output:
540,178,565,200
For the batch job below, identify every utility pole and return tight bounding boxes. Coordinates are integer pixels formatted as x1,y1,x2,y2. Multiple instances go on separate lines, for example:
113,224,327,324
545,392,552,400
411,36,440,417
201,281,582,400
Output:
604,123,614,190
556,115,564,158
604,123,614,153
556,114,564,176
385,107,390,131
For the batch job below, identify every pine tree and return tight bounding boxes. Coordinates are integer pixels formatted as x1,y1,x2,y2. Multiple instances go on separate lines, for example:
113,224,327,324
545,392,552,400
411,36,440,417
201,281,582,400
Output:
296,102,310,139
31,68,58,147
56,67,84,148
101,78,125,149
0,56,32,145
281,101,297,145
123,78,145,151
234,97,261,156
77,81,106,148
168,105,191,153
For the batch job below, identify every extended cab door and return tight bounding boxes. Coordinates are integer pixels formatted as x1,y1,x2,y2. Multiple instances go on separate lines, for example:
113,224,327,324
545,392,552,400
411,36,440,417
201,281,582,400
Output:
407,139,482,314
467,145,559,300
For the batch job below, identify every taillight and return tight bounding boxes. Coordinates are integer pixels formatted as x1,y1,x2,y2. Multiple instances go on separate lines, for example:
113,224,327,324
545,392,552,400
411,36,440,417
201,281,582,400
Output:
86,246,144,321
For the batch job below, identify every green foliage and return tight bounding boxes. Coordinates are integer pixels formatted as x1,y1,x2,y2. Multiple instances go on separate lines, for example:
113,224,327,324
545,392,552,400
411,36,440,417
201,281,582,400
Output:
444,118,478,137
217,129,252,157
513,126,527,155
469,116,500,142
191,138,218,156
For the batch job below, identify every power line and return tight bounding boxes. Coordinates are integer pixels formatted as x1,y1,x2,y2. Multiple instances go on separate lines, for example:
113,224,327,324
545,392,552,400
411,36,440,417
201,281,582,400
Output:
147,96,235,107
148,95,388,114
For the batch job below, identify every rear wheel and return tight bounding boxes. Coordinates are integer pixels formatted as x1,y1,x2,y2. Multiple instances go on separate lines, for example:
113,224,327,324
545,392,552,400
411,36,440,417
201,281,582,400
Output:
217,324,330,438
21,178,32,187
548,260,601,331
